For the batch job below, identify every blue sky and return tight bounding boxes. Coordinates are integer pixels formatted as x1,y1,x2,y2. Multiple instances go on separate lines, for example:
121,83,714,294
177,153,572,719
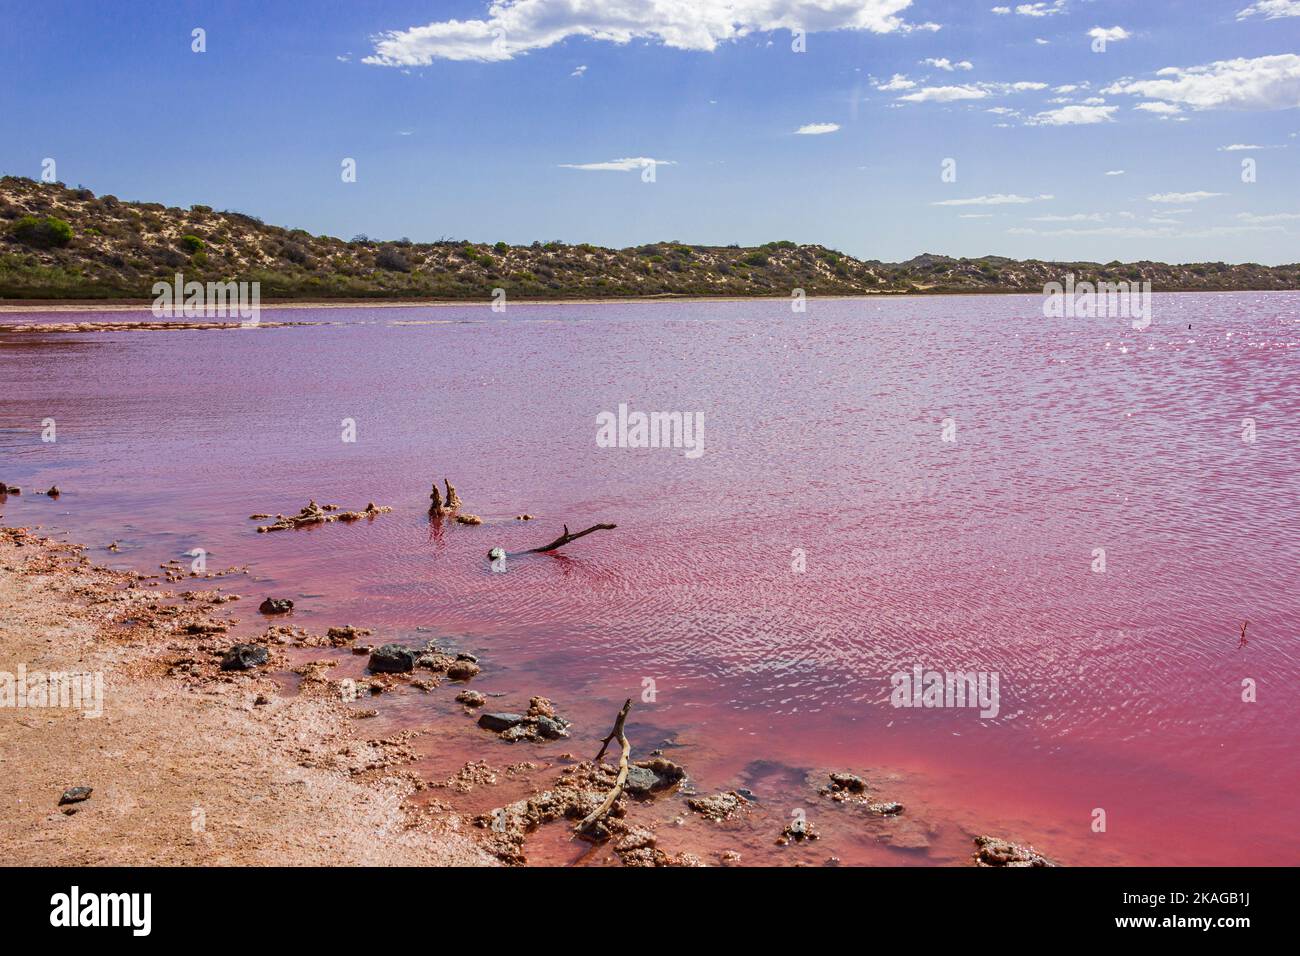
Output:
1,0,1297,264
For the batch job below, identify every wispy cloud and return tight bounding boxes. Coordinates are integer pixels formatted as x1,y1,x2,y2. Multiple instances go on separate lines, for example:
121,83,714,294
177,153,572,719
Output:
559,157,676,172
1028,104,1118,125
1029,212,1105,222
933,193,1053,206
1237,211,1300,222
1147,191,1224,203
900,84,988,102
875,73,916,91
1236,1,1300,20
1134,101,1182,114
1105,169,1126,175
993,2,1068,17
571,64,587,77
794,122,841,135
922,57,973,71
364,0,927,64
897,79,1044,102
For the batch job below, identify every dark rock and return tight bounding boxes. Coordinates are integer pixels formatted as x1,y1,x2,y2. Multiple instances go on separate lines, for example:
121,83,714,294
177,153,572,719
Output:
446,659,481,680
46,485,60,497
455,652,479,664
59,786,93,805
258,597,294,615
973,835,1057,867
636,756,686,788
827,772,867,792
220,643,270,671
456,690,486,707
623,765,660,796
368,643,421,673
478,712,525,732
534,716,569,740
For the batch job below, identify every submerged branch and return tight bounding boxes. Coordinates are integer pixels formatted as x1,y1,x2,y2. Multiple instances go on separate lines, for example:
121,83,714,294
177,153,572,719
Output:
523,523,617,554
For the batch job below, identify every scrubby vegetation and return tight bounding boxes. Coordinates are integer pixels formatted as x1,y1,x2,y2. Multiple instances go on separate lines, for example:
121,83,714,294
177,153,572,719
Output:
9,214,73,249
1,177,1297,301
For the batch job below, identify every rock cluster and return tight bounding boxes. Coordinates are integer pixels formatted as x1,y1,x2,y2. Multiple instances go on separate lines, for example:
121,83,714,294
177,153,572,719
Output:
254,499,391,533
973,835,1057,867
476,697,571,741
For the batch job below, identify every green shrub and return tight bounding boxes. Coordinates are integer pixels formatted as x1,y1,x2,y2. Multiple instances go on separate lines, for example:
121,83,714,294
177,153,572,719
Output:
10,215,73,248
179,234,204,253
494,241,509,254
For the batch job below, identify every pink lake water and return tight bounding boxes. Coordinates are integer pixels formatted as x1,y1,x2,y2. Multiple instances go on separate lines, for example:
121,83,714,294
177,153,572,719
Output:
2,293,1298,866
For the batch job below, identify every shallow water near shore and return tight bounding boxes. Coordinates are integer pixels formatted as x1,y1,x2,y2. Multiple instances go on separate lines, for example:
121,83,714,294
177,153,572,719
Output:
3,292,1298,865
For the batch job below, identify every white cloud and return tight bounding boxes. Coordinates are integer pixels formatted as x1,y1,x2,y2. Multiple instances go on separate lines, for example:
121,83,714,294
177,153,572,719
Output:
897,79,1044,102
1236,1,1300,19
1028,104,1118,125
571,64,587,77
933,193,1052,206
876,73,916,90
1147,191,1223,203
1103,54,1300,111
1237,211,1300,222
1105,169,1125,175
1134,101,1182,114
1219,142,1286,149
1012,2,1068,17
1030,212,1106,221
992,6,1011,12
1010,223,1282,238
795,122,841,135
364,0,924,64
923,57,973,71
1088,26,1131,43
559,157,676,171
1034,37,1050,44
959,213,994,218
899,84,988,102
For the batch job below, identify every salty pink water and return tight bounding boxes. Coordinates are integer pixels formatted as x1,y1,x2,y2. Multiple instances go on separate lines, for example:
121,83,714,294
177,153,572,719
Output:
3,293,1298,865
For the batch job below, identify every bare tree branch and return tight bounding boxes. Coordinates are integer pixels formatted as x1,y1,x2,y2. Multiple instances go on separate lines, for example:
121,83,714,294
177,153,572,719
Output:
523,523,617,554
577,698,633,834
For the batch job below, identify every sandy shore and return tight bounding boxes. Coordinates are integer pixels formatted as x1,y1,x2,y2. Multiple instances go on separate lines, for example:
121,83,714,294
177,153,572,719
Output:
0,526,495,866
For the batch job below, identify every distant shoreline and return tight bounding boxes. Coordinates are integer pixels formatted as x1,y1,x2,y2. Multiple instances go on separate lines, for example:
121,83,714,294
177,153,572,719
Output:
2,287,1295,314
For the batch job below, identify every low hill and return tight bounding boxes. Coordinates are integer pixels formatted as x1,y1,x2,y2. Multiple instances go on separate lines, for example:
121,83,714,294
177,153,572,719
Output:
2,176,1297,301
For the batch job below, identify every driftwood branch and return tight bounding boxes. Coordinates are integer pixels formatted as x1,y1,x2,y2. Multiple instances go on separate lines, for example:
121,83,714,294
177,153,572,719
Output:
525,523,617,554
576,698,633,834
